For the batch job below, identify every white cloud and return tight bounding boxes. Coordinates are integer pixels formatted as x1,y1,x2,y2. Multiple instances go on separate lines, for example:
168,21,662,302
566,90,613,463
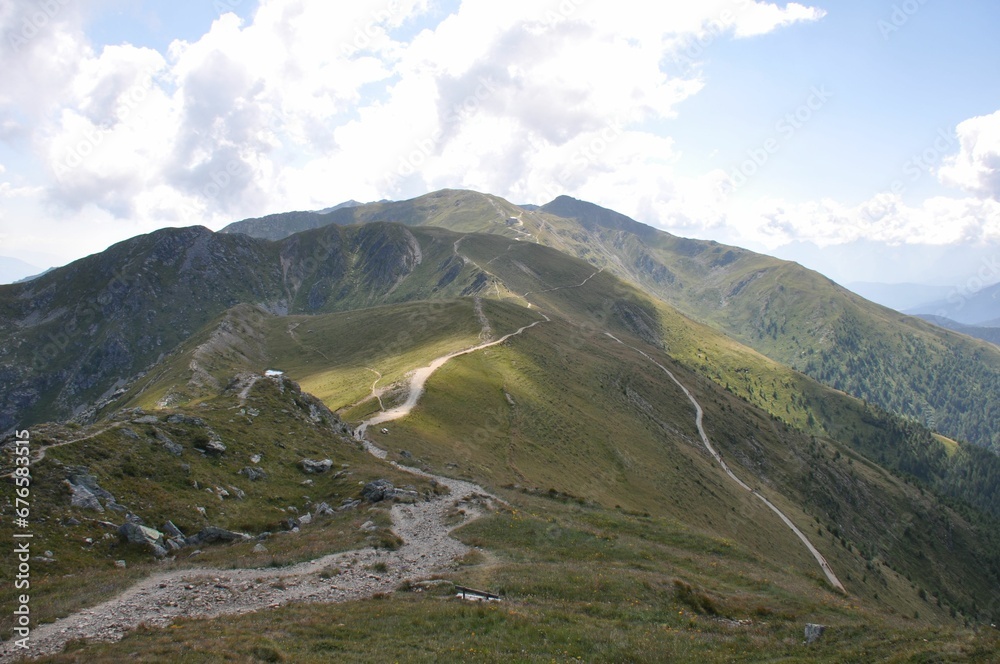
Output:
939,109,1000,199
0,0,837,264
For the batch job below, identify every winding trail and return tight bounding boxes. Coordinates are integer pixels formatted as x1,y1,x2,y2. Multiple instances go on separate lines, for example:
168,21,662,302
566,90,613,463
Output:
1,311,548,661
604,333,846,593
0,472,499,662
355,313,548,438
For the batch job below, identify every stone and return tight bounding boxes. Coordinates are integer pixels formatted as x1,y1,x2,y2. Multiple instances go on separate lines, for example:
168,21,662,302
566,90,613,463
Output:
253,543,268,553
115,560,127,569
314,502,335,517
338,500,360,511
133,415,159,424
804,623,826,644
250,454,262,464
204,439,227,455
299,458,333,474
153,429,183,456
362,479,396,503
360,520,378,532
298,513,313,526
400,450,413,459
65,469,117,512
166,414,206,426
191,526,250,545
120,428,139,440
162,520,184,538
118,522,166,555
65,480,103,511
239,467,268,481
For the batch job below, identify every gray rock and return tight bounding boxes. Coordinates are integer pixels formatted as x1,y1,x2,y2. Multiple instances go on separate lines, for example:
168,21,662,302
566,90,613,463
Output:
804,623,826,644
66,481,103,511
118,522,166,556
227,485,246,500
299,458,333,474
115,560,127,569
166,414,206,426
399,450,413,459
253,543,268,553
362,479,396,502
162,521,184,539
239,467,268,481
204,439,227,455
360,520,378,532
298,513,313,526
314,502,335,517
133,415,159,424
338,499,361,511
153,428,183,456
120,428,139,439
190,526,250,545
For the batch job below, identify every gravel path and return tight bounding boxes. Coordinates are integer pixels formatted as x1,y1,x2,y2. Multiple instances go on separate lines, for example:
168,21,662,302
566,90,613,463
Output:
604,332,847,593
0,460,502,662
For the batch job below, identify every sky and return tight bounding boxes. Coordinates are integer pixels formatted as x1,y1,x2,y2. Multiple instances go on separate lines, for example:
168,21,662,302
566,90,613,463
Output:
1,0,999,292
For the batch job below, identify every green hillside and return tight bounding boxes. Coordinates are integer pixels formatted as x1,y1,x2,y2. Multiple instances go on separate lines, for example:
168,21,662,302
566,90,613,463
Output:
229,189,1000,454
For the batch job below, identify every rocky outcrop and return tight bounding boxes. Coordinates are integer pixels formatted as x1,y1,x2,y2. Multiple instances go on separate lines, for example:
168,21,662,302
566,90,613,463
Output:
64,469,120,512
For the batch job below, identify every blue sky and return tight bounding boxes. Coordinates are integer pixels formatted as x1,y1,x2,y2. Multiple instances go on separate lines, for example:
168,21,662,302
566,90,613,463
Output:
0,0,998,290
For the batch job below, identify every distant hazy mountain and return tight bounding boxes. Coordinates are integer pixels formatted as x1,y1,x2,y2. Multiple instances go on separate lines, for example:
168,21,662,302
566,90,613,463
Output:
917,314,1000,346
0,255,41,284
315,199,363,214
846,282,951,312
907,281,1000,326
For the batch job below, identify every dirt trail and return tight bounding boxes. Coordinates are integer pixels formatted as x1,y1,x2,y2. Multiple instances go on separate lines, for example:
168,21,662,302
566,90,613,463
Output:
354,313,548,438
0,468,498,662
604,333,846,593
2,311,549,661
2,424,123,479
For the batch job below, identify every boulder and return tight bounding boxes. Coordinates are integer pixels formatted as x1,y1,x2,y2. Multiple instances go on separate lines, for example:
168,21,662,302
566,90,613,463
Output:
118,522,166,557
153,429,183,456
162,520,184,538
314,502,335,517
298,513,313,526
190,526,250,545
166,414,207,427
133,415,159,424
299,458,333,474
804,623,826,644
65,470,118,512
204,439,227,455
362,479,395,503
66,481,103,511
239,467,268,481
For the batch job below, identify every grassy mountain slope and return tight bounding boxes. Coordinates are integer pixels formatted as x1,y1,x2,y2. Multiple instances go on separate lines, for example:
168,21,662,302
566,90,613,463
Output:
101,233,1000,621
4,224,1000,660
0,223,487,434
4,299,996,658
233,189,1000,453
